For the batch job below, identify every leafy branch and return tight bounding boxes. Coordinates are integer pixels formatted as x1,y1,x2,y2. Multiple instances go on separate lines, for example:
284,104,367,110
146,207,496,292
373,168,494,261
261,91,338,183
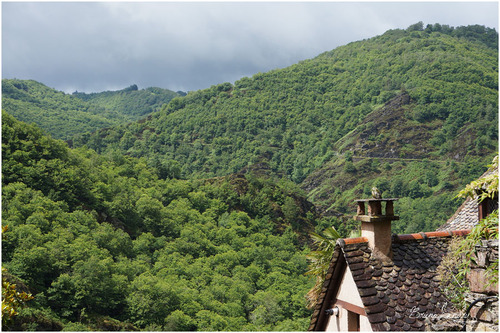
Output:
2,226,34,327
305,226,341,308
439,156,498,308
456,155,498,202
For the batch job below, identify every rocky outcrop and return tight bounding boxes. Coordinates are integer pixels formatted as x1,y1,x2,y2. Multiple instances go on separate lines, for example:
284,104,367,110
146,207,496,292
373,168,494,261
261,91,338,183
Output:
336,93,440,160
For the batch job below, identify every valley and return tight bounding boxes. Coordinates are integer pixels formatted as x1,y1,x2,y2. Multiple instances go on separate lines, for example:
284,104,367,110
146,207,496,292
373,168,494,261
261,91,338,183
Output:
2,23,498,331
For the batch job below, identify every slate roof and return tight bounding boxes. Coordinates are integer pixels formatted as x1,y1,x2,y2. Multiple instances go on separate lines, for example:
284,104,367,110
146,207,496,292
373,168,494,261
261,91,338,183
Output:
308,230,470,331
437,197,478,231
437,168,498,231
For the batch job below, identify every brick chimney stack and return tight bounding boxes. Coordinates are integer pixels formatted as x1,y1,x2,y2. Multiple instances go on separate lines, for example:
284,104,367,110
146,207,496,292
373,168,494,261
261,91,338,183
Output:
354,198,399,261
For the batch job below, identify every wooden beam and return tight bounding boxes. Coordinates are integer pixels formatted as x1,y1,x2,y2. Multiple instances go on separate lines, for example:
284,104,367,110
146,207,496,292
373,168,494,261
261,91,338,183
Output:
334,299,367,316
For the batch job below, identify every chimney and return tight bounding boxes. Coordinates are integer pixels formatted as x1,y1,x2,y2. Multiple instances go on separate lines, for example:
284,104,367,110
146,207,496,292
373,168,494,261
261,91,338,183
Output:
354,198,399,260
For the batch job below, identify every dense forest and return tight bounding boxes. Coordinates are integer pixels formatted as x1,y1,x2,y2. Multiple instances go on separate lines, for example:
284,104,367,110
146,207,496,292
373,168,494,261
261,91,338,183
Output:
1,23,498,330
1,80,180,140
2,111,320,330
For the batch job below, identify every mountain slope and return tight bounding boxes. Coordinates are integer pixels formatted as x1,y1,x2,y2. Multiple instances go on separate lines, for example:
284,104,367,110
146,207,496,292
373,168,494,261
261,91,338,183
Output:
72,84,182,120
68,24,497,233
301,88,496,233
73,25,497,181
1,79,180,140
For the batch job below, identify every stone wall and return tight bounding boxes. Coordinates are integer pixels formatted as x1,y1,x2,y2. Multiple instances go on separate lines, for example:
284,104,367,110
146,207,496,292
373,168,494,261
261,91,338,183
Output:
464,292,498,331
465,239,498,331
468,239,498,294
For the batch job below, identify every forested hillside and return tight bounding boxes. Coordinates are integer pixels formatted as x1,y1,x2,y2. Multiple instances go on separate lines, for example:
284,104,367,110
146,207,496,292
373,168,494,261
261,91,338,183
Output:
72,84,183,122
71,24,498,233
1,80,180,140
2,111,318,330
1,23,498,331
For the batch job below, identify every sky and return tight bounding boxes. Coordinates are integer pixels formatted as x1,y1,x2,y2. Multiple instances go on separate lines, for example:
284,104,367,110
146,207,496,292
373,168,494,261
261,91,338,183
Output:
2,1,499,94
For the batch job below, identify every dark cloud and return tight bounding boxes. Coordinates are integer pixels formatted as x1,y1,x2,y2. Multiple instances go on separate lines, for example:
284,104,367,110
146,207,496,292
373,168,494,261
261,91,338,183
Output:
2,2,498,93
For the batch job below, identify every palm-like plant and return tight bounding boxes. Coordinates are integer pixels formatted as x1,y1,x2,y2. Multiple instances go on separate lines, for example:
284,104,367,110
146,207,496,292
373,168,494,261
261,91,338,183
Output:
305,226,341,308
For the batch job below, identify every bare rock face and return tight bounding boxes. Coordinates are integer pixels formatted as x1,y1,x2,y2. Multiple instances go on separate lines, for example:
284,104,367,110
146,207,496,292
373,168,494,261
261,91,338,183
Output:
336,92,440,160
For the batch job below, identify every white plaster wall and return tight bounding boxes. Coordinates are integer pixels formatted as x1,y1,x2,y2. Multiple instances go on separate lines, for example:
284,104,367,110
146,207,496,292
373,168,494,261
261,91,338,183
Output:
360,315,372,331
336,266,365,307
325,309,341,332
324,265,373,332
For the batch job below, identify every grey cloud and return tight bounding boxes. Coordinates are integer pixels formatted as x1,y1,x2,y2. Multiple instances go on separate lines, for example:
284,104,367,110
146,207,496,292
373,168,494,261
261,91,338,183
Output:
2,2,498,93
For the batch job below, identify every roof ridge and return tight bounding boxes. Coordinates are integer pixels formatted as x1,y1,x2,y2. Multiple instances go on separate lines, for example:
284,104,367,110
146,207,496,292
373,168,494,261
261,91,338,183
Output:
394,229,471,242
336,237,368,247
337,229,471,246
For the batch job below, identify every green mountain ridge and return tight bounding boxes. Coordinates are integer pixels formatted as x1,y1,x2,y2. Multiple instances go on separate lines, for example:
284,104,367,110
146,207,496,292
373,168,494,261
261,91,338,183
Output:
72,84,183,120
1,79,180,140
65,24,498,233
71,25,497,175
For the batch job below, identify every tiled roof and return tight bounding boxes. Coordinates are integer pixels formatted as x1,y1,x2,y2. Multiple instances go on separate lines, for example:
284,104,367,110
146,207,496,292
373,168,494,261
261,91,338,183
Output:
437,168,498,231
437,197,478,231
308,230,470,331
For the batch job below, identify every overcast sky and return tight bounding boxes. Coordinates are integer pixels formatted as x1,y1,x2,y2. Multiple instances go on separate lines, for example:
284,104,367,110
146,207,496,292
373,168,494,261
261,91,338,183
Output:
2,1,498,93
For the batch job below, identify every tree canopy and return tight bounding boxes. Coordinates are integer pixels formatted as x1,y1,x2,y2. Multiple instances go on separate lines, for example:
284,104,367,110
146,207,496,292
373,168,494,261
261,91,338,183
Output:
2,112,318,330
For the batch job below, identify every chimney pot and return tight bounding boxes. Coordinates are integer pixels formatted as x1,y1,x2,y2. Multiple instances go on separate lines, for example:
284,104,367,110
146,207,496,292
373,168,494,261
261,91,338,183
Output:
357,202,366,215
354,198,399,260
386,201,394,216
368,201,382,215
